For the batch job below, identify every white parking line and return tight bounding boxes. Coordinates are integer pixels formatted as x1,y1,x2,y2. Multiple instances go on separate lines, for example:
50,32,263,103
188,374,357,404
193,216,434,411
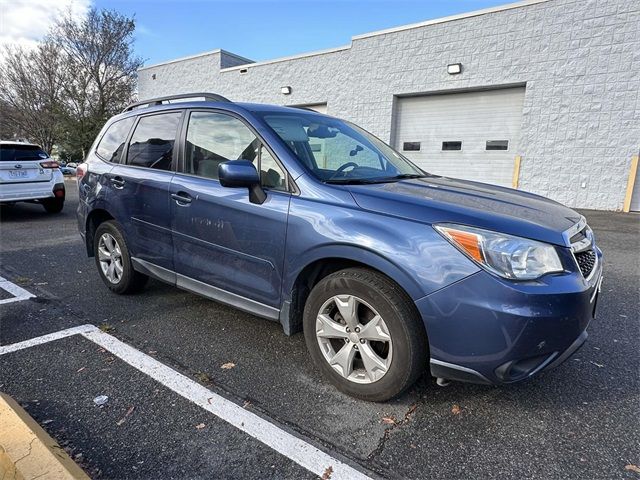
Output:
0,275,35,305
0,325,372,480
0,324,95,354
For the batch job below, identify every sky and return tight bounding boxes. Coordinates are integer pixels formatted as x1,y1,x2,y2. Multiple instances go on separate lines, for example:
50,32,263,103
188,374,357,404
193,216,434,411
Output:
2,0,510,65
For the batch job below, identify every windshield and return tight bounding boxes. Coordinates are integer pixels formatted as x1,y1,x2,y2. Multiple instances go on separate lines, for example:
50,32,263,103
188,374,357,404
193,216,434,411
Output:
256,110,426,183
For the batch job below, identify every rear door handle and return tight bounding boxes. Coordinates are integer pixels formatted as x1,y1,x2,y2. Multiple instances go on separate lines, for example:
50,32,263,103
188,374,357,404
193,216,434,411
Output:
171,192,192,205
111,177,125,189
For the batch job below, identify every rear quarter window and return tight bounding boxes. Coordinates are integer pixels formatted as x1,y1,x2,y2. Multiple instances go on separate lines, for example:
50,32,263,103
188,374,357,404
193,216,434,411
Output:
0,144,49,162
96,117,136,163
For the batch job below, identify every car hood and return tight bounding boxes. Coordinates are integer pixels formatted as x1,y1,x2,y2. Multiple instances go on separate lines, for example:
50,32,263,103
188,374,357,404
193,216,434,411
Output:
347,176,582,246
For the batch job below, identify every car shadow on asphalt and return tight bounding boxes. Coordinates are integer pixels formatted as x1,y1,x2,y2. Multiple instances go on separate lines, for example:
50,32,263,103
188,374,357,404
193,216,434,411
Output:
1,202,66,223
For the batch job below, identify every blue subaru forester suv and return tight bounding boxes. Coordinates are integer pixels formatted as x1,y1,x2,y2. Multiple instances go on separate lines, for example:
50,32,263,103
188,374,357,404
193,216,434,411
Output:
77,93,603,401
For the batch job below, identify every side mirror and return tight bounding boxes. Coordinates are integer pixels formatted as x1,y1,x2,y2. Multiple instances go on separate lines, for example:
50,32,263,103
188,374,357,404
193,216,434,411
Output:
218,160,266,204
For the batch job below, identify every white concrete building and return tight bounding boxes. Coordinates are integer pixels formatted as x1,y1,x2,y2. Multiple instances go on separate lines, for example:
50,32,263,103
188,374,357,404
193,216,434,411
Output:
137,0,640,211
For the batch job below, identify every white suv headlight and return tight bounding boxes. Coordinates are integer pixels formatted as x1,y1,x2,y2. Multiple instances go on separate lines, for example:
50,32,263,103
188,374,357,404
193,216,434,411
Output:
434,224,564,280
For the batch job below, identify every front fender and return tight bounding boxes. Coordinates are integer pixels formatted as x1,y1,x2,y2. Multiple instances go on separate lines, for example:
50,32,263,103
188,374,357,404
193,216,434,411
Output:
283,196,480,301
285,243,426,300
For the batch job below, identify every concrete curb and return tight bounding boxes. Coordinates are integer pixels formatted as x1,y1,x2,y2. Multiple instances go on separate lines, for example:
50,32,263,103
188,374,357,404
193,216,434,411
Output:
0,392,89,480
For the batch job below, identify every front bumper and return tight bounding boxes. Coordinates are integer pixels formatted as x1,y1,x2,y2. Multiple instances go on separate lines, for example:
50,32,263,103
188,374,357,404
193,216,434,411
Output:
416,247,603,385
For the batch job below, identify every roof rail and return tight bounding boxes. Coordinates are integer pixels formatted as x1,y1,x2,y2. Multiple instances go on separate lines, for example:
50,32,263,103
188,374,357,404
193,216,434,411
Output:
122,92,231,113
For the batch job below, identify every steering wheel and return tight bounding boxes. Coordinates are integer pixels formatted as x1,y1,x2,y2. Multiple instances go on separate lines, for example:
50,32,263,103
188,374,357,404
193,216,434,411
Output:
328,162,359,181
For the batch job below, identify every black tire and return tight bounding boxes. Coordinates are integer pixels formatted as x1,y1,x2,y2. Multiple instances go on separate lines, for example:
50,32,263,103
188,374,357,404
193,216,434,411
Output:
303,268,428,402
94,220,148,294
42,198,64,213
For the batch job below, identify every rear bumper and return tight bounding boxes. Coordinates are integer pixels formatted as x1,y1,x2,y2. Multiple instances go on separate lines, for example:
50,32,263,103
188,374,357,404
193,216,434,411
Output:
0,176,64,203
417,247,603,385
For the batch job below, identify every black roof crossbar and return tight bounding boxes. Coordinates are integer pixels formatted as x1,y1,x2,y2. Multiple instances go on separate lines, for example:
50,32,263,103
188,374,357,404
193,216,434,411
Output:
122,92,231,113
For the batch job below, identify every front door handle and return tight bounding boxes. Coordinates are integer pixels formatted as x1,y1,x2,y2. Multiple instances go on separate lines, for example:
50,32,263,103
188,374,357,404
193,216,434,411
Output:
171,192,192,205
111,177,125,189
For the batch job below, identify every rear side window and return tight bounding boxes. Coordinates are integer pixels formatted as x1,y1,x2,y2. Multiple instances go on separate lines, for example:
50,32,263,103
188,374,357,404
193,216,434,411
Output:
126,112,181,170
95,117,135,163
0,144,49,162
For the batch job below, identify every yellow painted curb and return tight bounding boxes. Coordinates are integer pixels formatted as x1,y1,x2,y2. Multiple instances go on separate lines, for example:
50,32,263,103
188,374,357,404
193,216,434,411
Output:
0,393,89,480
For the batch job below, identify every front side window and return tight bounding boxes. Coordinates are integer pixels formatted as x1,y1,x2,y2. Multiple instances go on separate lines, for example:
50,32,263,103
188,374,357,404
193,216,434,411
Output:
185,112,258,180
96,117,135,163
256,111,425,184
126,112,181,170
185,111,288,191
259,146,287,191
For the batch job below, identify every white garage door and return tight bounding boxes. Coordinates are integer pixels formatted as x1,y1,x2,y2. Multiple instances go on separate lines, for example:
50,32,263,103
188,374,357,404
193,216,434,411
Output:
394,88,526,187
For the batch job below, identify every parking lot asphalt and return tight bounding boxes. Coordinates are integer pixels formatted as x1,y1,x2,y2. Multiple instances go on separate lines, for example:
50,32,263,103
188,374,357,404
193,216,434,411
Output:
1,179,639,479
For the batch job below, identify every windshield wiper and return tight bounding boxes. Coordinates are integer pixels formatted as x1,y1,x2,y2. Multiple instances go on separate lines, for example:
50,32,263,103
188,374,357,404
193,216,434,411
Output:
323,178,388,185
385,173,429,180
324,173,430,185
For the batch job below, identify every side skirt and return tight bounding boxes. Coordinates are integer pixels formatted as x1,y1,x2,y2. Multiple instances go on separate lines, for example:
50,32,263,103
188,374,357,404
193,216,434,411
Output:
131,257,280,321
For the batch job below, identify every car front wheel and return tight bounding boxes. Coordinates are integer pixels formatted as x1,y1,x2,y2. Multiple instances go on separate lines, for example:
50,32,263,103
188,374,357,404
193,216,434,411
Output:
94,221,148,294
303,268,428,401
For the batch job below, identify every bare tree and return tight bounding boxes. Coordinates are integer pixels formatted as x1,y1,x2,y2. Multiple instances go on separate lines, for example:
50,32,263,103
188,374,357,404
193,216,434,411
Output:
0,41,64,152
0,8,143,159
50,8,143,158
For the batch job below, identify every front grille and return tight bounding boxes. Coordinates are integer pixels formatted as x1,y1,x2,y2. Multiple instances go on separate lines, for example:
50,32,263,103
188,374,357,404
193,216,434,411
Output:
575,249,596,277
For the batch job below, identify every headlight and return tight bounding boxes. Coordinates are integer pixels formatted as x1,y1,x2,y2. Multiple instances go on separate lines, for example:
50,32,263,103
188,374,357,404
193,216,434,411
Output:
434,223,564,280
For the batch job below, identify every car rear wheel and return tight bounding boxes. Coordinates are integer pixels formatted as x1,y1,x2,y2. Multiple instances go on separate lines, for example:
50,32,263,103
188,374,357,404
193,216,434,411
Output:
42,198,64,213
94,221,148,294
303,268,428,401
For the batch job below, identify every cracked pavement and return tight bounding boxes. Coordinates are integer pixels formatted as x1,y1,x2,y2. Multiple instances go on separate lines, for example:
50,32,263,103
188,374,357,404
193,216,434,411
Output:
0,182,639,479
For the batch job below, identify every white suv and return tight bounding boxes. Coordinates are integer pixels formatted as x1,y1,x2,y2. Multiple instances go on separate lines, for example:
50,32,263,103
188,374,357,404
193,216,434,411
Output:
0,141,65,213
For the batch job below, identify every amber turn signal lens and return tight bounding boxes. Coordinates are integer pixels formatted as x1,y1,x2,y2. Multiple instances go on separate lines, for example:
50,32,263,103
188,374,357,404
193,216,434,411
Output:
439,228,484,262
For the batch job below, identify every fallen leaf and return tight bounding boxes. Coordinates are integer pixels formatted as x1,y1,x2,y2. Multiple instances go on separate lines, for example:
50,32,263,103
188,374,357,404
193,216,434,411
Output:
207,397,214,405
451,404,462,415
243,400,251,409
99,323,114,333
381,416,396,425
116,406,135,426
194,372,213,384
405,403,418,418
221,362,236,370
195,423,206,430
321,465,333,480
625,464,640,473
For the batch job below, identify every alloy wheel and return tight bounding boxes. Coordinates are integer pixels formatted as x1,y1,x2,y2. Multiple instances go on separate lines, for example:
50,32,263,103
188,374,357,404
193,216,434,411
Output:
315,294,393,384
98,232,124,284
